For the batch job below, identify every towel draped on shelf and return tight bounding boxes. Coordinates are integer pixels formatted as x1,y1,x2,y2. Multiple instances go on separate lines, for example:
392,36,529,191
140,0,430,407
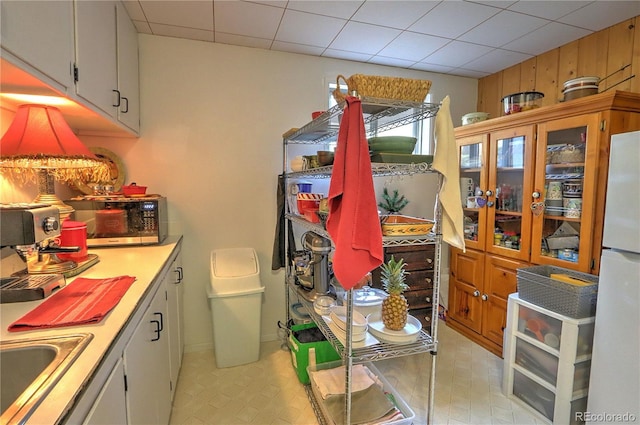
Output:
8,275,136,332
326,96,383,290
433,95,466,251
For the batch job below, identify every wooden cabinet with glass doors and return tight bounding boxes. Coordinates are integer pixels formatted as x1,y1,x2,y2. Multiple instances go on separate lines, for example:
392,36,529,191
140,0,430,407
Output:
448,90,640,356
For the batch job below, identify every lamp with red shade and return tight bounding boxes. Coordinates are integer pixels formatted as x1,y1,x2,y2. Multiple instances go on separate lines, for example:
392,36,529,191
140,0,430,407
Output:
0,104,109,219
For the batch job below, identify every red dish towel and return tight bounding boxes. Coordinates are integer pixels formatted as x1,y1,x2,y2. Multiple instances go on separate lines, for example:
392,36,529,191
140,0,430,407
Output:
327,96,383,290
8,276,136,332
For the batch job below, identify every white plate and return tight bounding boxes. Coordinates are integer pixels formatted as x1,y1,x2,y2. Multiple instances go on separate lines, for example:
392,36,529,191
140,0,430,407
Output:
329,306,367,333
324,316,367,342
366,311,422,344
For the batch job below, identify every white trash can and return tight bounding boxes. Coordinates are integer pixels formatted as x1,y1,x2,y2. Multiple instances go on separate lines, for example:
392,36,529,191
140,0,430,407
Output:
207,247,264,368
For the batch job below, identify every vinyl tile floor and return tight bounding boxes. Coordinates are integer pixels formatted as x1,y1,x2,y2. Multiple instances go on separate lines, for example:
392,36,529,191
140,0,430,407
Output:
169,321,545,425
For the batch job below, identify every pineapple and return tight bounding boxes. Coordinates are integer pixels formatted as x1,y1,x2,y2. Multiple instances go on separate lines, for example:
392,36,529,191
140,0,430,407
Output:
381,256,410,331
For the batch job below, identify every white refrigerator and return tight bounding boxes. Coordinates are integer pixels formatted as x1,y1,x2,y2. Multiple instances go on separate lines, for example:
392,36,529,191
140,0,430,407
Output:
586,131,640,424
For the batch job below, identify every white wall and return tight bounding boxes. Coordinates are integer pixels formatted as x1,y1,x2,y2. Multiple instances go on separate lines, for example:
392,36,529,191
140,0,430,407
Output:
1,35,477,352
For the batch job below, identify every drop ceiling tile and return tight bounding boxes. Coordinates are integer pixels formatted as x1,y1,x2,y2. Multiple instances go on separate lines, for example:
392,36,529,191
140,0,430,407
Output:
502,22,591,55
368,55,418,69
410,62,456,74
422,41,495,68
409,1,501,39
449,68,492,78
322,49,373,63
131,20,153,34
214,1,283,39
286,0,363,19
378,31,450,62
251,1,288,8
215,33,273,50
271,40,326,56
149,23,214,42
351,1,438,29
139,1,213,30
462,48,532,74
122,1,146,21
329,21,401,55
275,10,346,47
458,9,548,47
506,1,591,20
557,1,640,31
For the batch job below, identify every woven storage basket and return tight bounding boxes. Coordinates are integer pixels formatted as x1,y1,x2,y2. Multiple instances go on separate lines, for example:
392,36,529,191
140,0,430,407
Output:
332,74,431,103
517,265,598,318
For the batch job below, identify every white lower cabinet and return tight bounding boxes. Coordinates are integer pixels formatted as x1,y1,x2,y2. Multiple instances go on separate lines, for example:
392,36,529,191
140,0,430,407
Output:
64,243,184,425
503,293,595,425
166,254,184,400
123,279,172,425
82,358,127,425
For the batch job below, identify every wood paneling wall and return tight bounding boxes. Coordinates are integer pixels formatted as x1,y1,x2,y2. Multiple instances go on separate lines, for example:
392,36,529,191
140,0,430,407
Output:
478,16,639,118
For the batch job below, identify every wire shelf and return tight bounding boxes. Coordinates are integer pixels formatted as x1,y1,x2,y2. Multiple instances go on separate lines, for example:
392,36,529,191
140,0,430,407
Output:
285,97,440,144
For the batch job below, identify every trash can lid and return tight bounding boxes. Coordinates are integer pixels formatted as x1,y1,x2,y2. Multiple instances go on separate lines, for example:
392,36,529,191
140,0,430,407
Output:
211,248,259,278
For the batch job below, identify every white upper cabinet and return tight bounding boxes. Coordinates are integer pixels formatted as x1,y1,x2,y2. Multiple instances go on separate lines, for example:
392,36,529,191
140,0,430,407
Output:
74,0,118,119
115,2,140,133
0,0,75,91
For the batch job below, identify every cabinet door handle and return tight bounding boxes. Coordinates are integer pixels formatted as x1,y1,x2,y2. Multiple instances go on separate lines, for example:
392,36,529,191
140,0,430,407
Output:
425,296,431,303
424,277,432,284
473,290,480,297
481,294,488,301
485,189,493,197
112,89,121,107
174,266,183,284
121,96,129,113
425,258,433,265
151,319,161,341
154,312,164,332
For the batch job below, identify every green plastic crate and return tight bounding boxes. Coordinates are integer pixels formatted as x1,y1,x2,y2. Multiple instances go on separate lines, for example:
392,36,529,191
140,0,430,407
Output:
288,322,341,384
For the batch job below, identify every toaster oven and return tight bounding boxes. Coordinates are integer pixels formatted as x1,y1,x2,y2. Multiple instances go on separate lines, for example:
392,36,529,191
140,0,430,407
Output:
66,196,168,247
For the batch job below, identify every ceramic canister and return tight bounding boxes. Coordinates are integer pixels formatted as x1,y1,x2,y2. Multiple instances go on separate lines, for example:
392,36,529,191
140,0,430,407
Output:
58,220,88,262
546,181,563,200
564,198,582,218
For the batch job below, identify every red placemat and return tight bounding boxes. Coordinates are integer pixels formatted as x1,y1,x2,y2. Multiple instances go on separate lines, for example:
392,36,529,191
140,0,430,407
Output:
8,275,136,332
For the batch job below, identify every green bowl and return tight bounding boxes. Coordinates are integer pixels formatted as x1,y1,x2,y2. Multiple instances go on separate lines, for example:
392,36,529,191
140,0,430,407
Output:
368,136,417,154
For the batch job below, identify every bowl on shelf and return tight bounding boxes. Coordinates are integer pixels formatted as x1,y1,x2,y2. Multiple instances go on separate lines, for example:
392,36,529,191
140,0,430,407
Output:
317,150,334,166
368,136,417,154
461,112,490,125
501,91,544,115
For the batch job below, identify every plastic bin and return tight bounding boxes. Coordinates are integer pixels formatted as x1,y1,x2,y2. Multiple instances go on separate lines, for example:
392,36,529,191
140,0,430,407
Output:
517,265,598,318
208,248,264,368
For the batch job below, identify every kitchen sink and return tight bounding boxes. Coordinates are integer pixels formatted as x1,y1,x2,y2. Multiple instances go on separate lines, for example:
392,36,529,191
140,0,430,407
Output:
0,333,93,425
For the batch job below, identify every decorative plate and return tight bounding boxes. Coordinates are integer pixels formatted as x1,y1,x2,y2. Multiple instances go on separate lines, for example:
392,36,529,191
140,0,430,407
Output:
74,147,126,195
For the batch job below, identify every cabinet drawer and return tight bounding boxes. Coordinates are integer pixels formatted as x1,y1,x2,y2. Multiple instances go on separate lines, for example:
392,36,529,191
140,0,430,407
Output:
384,245,435,270
410,307,433,328
517,304,563,349
516,338,558,385
513,370,555,421
405,289,433,309
406,270,434,290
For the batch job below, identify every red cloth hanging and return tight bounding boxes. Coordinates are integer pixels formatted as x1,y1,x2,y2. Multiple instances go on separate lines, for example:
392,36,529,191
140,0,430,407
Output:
326,96,383,290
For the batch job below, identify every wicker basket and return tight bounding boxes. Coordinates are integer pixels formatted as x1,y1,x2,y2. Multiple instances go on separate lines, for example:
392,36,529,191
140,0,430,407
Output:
332,74,431,103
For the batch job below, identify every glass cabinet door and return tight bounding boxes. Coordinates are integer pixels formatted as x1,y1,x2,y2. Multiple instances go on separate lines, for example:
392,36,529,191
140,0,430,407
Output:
486,126,536,260
531,114,600,272
458,135,488,251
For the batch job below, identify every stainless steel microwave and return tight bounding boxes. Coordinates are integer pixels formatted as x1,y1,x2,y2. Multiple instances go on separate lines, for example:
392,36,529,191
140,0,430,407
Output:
66,196,168,247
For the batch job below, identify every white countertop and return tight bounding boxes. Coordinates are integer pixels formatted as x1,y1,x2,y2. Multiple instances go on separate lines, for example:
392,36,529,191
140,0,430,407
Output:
0,236,182,424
